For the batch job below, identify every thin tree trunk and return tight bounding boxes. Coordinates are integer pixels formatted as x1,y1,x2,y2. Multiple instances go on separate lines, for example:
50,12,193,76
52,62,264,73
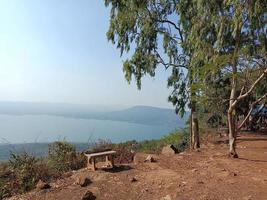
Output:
228,109,238,158
190,111,193,149
190,102,200,149
228,62,238,158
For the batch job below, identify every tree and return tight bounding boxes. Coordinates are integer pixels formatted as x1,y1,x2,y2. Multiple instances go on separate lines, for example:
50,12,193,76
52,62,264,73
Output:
104,0,200,149
184,0,267,157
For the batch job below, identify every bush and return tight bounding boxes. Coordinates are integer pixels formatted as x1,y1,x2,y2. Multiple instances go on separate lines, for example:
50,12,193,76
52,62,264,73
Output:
86,139,113,154
48,141,78,173
1,151,59,198
136,139,165,154
0,141,86,198
0,163,12,199
8,152,39,193
136,129,189,154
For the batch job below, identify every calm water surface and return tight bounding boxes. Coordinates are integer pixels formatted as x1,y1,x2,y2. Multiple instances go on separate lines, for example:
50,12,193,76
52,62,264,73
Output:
0,115,178,144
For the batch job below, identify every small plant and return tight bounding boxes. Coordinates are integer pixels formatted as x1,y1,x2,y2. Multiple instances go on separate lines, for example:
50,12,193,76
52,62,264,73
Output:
48,141,77,173
8,151,39,193
0,163,12,199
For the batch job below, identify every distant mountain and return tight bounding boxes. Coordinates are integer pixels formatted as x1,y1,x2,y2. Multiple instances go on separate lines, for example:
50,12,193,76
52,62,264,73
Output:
0,101,118,116
0,101,188,127
101,106,188,127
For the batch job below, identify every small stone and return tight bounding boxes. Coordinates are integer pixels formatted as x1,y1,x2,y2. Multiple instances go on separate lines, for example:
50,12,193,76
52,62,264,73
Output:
144,155,156,162
232,172,238,176
36,180,51,190
130,177,137,182
82,190,96,200
181,181,187,185
161,145,178,155
243,195,252,200
191,169,198,172
161,194,172,200
76,176,92,187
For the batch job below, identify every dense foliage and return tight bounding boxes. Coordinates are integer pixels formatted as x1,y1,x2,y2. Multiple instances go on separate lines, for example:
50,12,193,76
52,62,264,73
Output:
104,0,189,116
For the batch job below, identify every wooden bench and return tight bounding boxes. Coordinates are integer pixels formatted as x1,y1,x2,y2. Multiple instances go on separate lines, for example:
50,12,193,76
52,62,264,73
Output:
84,150,116,171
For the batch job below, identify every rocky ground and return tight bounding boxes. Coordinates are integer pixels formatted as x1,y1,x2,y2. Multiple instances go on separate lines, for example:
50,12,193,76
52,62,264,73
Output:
8,133,267,200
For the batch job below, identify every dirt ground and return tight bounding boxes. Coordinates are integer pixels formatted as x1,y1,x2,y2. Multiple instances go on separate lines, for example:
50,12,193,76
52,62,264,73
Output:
8,133,267,200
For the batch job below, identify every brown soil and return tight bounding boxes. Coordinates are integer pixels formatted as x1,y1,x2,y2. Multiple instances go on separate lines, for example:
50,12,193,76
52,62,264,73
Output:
8,133,267,200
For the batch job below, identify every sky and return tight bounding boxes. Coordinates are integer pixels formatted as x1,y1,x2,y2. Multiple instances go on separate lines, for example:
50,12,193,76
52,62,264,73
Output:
0,0,172,108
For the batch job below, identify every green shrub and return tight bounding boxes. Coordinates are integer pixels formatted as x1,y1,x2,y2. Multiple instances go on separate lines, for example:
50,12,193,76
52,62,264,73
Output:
48,141,77,173
71,153,87,170
1,151,58,198
8,152,39,193
1,141,85,198
136,129,189,153
136,139,165,153
0,163,12,199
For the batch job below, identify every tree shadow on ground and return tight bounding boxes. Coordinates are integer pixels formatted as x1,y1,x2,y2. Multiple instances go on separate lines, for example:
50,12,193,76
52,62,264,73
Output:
101,165,132,173
213,139,229,145
238,157,267,163
237,137,267,142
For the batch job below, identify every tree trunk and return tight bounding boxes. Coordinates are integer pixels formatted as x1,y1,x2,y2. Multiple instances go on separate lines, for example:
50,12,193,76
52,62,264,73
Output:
228,109,238,158
190,102,200,149
228,63,238,158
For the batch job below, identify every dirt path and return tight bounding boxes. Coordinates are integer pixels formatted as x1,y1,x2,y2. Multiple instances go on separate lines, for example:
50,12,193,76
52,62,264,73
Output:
9,134,267,200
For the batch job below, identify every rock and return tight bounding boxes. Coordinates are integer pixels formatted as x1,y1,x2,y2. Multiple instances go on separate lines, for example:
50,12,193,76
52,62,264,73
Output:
75,176,92,187
191,169,198,172
161,195,172,200
229,172,237,177
243,195,252,200
144,155,156,162
82,190,96,200
130,177,137,182
133,153,144,164
161,145,178,155
181,181,187,185
36,180,51,190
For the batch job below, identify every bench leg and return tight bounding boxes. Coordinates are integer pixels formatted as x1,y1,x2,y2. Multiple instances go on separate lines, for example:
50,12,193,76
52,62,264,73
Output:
87,157,96,171
105,155,114,168
110,155,114,167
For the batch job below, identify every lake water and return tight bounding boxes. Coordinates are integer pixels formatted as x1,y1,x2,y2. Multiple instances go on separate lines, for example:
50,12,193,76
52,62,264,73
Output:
0,115,180,144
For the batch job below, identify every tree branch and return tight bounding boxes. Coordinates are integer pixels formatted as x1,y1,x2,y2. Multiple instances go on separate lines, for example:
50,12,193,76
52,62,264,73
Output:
156,19,184,42
237,92,267,130
155,50,188,70
232,68,267,107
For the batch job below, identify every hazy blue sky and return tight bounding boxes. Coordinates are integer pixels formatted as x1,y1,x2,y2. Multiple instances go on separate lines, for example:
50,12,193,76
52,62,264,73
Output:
0,0,172,108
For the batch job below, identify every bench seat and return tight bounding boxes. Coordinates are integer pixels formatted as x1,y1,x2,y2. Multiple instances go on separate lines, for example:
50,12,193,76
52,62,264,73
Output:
84,150,116,171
